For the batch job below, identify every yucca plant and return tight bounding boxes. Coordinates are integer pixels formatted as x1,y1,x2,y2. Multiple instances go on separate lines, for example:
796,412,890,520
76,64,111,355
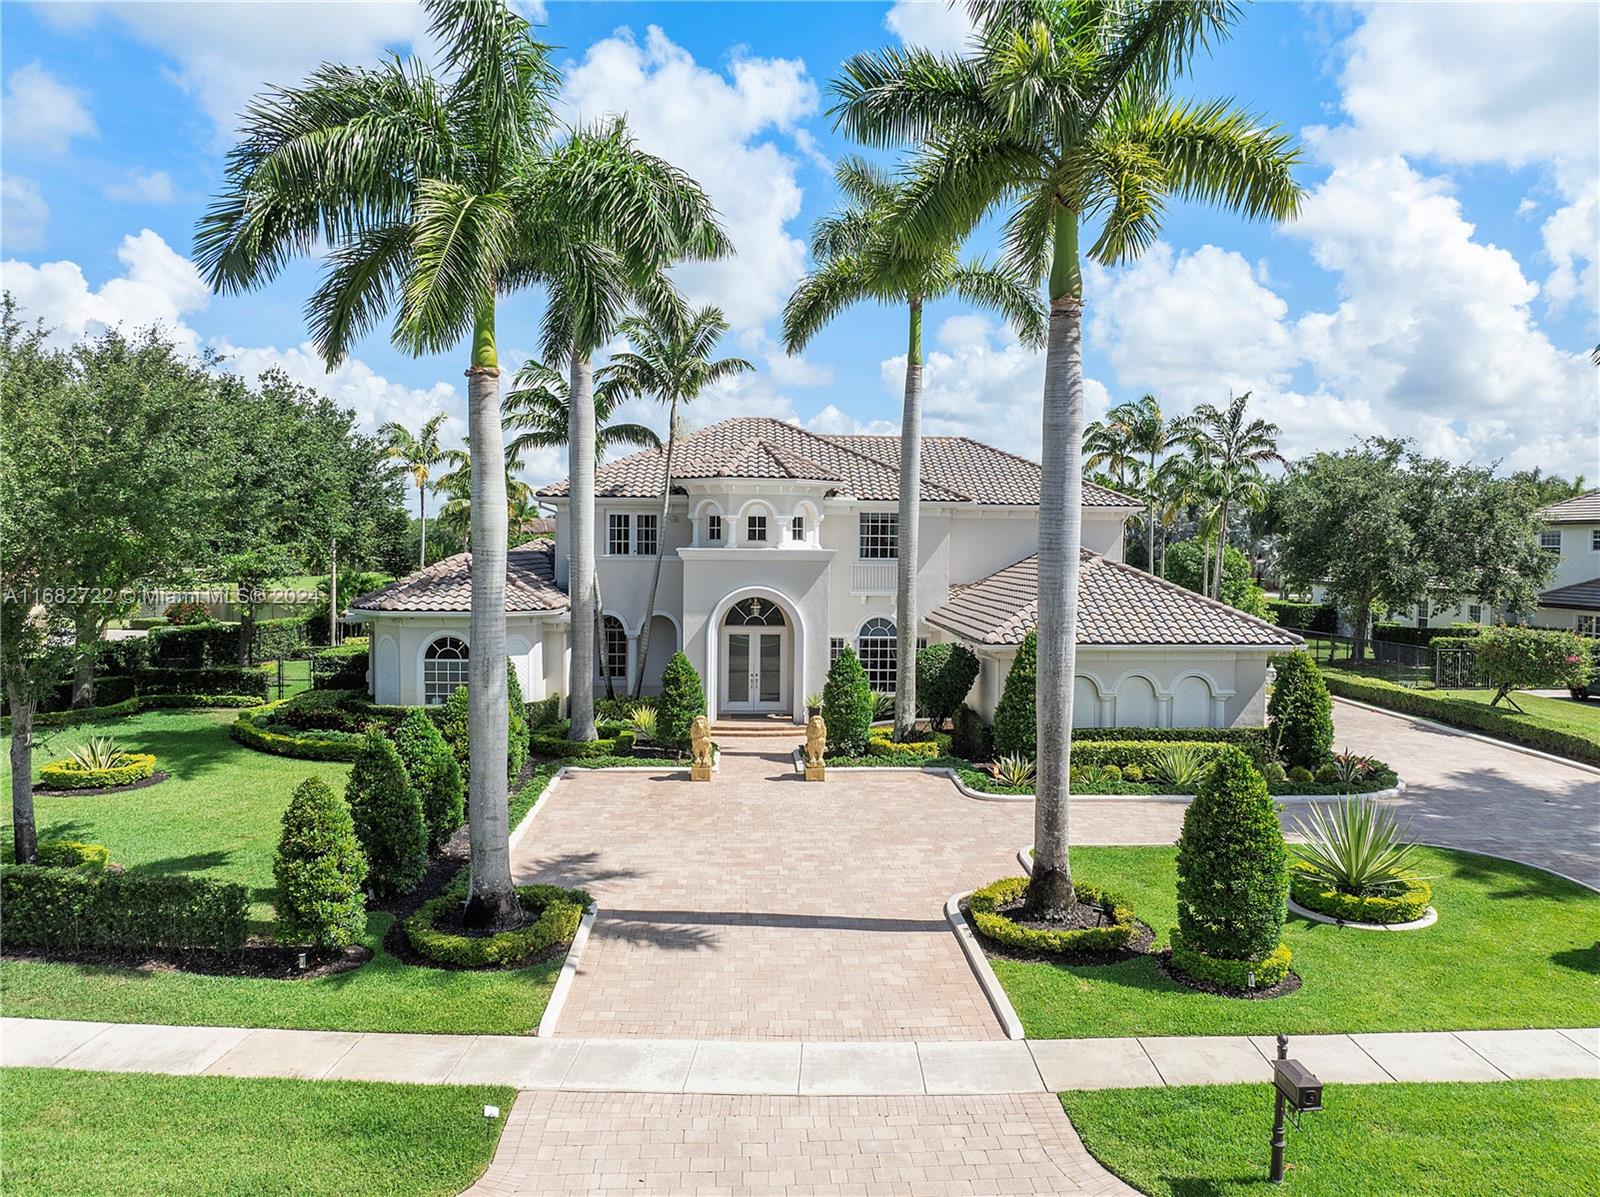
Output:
1331,749,1374,784
988,753,1037,788
870,690,896,722
68,736,125,770
628,704,658,742
1150,745,1212,789
1292,798,1425,896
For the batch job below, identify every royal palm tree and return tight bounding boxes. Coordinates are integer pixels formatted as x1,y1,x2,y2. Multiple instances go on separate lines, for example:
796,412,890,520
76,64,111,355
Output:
432,441,541,551
1086,394,1177,574
784,156,1044,740
1178,393,1283,600
380,412,449,567
605,305,753,699
833,0,1302,914
1082,415,1137,490
504,360,661,463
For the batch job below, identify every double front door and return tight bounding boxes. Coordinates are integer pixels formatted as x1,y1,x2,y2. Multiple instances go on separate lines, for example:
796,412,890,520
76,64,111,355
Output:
723,629,786,713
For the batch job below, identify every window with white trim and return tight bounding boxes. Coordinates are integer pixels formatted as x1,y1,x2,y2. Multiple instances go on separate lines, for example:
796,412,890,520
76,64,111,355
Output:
1592,529,1600,551
423,636,469,706
1540,529,1562,553
707,513,723,543
791,514,805,542
601,616,628,679
1468,604,1483,623
1416,598,1430,629
635,513,658,556
858,512,897,559
745,514,768,542
1579,615,1599,636
607,513,631,555
829,637,845,663
857,617,897,692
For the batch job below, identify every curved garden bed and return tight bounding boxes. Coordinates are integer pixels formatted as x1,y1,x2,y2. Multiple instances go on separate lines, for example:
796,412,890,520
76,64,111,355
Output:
404,883,592,969
230,706,364,761
966,875,1145,960
1289,863,1435,928
38,753,157,791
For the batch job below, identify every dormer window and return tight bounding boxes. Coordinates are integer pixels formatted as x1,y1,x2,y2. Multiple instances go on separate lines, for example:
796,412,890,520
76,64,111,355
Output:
746,514,768,543
707,513,723,543
791,515,805,542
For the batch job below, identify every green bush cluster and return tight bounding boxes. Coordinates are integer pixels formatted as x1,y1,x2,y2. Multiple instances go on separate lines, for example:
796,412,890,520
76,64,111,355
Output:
967,875,1139,955
526,692,562,729
822,647,874,755
437,685,472,769
309,643,369,690
656,652,706,749
34,840,110,872
1289,863,1432,925
993,632,1037,757
1267,650,1333,769
38,752,157,791
863,730,949,760
506,663,529,782
595,695,655,721
273,776,368,948
1071,741,1229,773
405,883,590,967
1169,930,1292,989
0,865,248,953
915,642,980,728
1471,625,1592,701
135,665,269,698
345,728,427,899
1173,748,1289,980
393,709,465,852
1266,599,1337,632
951,705,995,762
231,707,364,761
529,729,637,759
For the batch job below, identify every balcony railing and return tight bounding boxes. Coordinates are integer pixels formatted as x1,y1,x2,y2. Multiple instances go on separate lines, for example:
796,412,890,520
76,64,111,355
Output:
851,561,896,594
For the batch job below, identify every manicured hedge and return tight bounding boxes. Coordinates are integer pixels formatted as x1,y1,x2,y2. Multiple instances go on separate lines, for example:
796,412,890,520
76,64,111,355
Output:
526,692,562,730
1290,863,1433,925
529,730,637,759
1267,600,1336,633
136,665,269,698
1070,740,1230,773
38,753,157,791
968,875,1139,955
0,865,248,953
231,707,364,761
864,731,950,760
951,705,995,761
405,883,591,967
1322,671,1600,766
309,643,369,690
35,840,110,872
1169,928,1292,989
139,693,266,710
1372,623,1481,647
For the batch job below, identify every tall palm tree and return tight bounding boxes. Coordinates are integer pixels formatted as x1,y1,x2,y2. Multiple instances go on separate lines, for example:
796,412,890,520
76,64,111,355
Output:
1178,392,1283,600
504,360,661,463
605,305,753,699
784,156,1045,740
380,412,449,567
833,0,1302,915
1086,394,1177,574
432,440,541,551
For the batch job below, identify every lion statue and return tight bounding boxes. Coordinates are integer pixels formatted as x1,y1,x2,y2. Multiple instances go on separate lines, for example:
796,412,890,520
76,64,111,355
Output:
690,715,713,769
804,715,827,767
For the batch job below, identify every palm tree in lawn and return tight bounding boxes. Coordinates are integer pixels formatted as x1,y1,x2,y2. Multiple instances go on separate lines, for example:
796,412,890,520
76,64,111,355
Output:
833,0,1302,914
1178,393,1283,600
784,156,1045,740
380,413,450,568
605,304,754,699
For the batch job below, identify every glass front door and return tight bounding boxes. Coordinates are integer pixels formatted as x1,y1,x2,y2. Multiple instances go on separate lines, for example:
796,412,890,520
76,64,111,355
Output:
723,629,786,713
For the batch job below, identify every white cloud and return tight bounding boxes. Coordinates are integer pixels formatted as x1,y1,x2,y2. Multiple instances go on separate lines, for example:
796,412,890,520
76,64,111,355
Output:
3,62,96,153
1539,179,1598,312
103,168,176,204
805,404,897,436
885,0,974,55
1,176,48,251
560,26,818,333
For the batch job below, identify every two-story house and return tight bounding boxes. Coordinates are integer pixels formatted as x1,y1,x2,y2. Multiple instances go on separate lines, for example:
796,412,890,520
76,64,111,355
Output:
1532,489,1600,634
347,417,1299,728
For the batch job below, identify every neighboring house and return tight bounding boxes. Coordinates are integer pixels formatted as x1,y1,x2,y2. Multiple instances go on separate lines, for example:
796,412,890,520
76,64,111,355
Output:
1532,489,1600,635
347,417,1300,727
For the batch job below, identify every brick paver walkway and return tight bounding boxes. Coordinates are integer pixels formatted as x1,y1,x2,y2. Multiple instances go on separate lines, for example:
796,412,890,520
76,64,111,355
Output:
462,1091,1138,1196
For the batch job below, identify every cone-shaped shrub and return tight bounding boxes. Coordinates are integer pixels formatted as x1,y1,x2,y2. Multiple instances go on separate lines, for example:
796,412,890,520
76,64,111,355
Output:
993,631,1037,757
393,709,465,852
345,728,427,899
916,642,980,729
507,661,528,781
657,650,706,749
273,776,367,948
1175,747,1288,962
1267,650,1333,769
822,646,873,755
437,685,471,769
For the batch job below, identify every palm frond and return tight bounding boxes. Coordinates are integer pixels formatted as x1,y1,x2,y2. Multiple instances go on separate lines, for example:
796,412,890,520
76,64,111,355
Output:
947,259,1047,348
781,257,877,352
397,180,513,354
830,47,993,149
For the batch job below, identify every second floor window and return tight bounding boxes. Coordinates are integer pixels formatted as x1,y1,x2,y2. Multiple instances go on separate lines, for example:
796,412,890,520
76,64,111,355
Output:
746,514,768,542
607,512,658,555
608,513,632,555
791,514,805,542
859,512,897,559
707,513,723,543
635,513,658,556
1540,530,1562,553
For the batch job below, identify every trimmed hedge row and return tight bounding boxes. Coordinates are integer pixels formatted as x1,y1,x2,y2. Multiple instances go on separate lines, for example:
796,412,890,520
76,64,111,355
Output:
1290,863,1433,925
968,875,1139,955
37,840,111,871
135,666,269,698
1322,671,1600,766
405,883,591,967
38,753,156,791
1,693,269,736
529,729,637,759
1267,599,1337,632
231,707,364,761
864,731,950,760
309,643,369,690
0,865,248,953
1169,928,1293,989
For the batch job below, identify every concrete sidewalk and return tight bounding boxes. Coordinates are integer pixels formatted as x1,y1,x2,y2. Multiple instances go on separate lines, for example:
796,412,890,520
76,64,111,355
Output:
6,1018,1595,1093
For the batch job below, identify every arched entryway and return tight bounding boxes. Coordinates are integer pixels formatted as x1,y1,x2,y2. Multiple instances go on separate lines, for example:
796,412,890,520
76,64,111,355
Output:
717,596,790,716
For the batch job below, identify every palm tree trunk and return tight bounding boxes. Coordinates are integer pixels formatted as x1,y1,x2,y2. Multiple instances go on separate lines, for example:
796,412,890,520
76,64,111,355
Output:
461,311,518,932
419,483,428,568
1213,500,1228,601
1145,452,1156,575
632,396,678,700
7,676,37,863
894,298,923,741
567,351,599,741
1026,208,1083,917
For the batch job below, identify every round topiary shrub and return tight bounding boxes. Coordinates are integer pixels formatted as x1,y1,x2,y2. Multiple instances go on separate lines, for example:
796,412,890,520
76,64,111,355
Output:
967,875,1140,956
273,776,368,948
393,709,465,853
1172,747,1290,989
822,646,873,755
916,642,980,729
993,631,1037,757
405,883,591,967
1287,765,1313,783
345,728,428,900
1267,650,1332,770
656,651,706,750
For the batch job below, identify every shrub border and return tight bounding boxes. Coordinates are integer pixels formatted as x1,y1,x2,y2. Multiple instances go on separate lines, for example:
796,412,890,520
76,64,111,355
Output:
1,692,267,735
966,875,1140,955
230,707,363,761
1168,927,1293,990
403,883,591,968
1289,864,1435,928
38,753,157,791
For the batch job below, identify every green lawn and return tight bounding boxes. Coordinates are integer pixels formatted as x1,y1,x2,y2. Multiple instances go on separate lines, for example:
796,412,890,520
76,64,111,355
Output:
1424,685,1600,735
1059,1080,1600,1196
993,846,1598,1039
1,1068,514,1197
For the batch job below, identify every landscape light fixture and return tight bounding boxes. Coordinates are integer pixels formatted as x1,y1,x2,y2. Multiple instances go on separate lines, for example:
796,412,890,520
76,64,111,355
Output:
483,1105,500,1122
1269,1034,1323,1184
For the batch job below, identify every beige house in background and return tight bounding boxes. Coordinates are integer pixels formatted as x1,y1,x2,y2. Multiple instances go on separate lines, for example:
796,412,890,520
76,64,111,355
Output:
347,418,1301,726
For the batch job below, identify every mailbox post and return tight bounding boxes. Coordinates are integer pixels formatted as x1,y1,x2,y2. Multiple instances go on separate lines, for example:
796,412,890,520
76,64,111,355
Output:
1269,1034,1323,1183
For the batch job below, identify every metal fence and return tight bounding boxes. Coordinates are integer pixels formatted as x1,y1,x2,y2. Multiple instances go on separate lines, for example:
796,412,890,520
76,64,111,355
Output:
1282,628,1483,690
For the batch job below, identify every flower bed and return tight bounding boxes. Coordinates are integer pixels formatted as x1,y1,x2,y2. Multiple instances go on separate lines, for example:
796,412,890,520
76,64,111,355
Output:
404,883,591,968
1168,927,1292,990
38,752,157,791
1289,862,1433,925
967,875,1140,955
230,706,365,761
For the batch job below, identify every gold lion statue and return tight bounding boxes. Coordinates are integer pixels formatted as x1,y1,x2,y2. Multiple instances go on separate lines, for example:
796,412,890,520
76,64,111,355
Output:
804,715,827,767
690,715,713,769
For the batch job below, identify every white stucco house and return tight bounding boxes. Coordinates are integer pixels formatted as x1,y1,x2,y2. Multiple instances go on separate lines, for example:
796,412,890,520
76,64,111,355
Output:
347,417,1300,727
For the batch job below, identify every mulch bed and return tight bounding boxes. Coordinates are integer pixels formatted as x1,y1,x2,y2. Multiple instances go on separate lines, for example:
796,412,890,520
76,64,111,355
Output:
3,942,369,981
1155,949,1303,1000
37,771,170,797
962,902,1156,967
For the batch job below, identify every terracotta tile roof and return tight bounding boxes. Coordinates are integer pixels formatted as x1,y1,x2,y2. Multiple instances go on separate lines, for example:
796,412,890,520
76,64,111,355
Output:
1539,576,1600,612
537,417,1140,508
349,540,567,614
1538,489,1600,523
927,552,1303,648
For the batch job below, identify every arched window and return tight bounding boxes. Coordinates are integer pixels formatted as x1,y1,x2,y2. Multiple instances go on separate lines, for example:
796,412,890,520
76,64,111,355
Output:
601,616,628,680
423,635,469,705
857,617,897,693
724,597,786,627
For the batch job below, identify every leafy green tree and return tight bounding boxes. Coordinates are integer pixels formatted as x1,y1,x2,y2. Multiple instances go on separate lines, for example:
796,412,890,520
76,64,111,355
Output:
784,157,1044,740
1164,540,1269,618
274,776,368,948
915,642,980,729
822,647,873,756
392,709,465,852
344,729,427,900
834,0,1302,914
993,631,1038,758
656,650,706,750
1266,651,1332,770
1472,626,1590,710
380,414,449,568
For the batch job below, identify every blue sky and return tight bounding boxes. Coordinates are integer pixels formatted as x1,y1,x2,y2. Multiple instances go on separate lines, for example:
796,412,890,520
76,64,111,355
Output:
3,1,1596,487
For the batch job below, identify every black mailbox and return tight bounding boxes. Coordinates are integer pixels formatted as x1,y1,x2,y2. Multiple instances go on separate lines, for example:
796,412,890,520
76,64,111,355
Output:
1273,1058,1323,1112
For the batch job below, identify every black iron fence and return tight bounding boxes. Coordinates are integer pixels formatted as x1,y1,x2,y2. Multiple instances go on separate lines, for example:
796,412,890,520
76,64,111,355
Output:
1282,628,1483,690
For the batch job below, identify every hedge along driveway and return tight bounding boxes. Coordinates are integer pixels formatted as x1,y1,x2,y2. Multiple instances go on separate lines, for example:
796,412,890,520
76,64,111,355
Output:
992,846,1599,1040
